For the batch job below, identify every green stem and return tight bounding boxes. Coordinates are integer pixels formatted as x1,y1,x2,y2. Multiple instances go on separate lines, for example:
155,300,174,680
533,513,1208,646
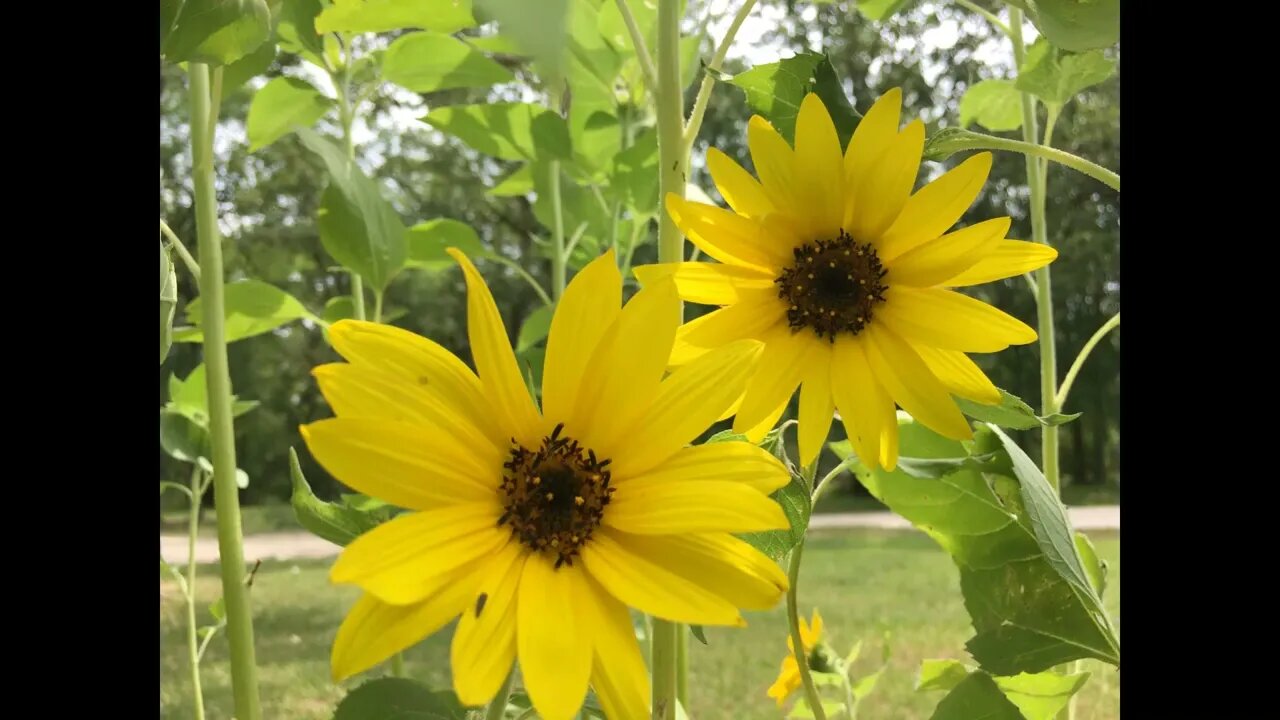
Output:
651,618,678,720
613,0,659,92
812,457,858,507
373,290,384,324
684,0,759,152
186,466,206,720
786,540,826,720
549,160,567,300
1055,313,1120,410
656,0,688,270
944,132,1119,192
188,62,262,720
676,624,689,710
484,666,516,720
955,0,1012,37
333,49,368,322
493,256,554,306
391,653,404,678
160,219,201,282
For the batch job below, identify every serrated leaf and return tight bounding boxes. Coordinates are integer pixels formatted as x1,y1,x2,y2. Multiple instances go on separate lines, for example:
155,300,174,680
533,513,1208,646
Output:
277,0,324,59
221,41,277,101
405,219,492,272
315,0,476,35
1016,41,1117,107
731,52,861,144
160,409,211,463
332,677,468,720
1024,0,1119,52
995,671,1090,720
162,0,272,66
488,164,534,197
956,390,1081,429
247,77,333,151
475,0,571,89
929,672,1023,720
289,448,383,546
517,303,556,353
959,79,1023,132
916,659,970,693
175,279,313,343
423,102,571,162
382,31,514,93
741,475,810,562
609,129,659,216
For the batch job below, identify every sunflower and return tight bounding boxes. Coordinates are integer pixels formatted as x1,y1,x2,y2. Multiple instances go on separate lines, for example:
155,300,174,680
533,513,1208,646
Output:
634,90,1058,470
301,248,792,720
767,608,824,707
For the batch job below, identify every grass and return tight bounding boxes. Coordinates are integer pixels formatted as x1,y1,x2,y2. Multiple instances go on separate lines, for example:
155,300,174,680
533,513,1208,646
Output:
160,529,1119,719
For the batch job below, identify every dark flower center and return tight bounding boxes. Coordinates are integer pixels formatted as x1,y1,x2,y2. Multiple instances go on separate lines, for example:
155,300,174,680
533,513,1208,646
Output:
499,423,614,568
775,229,887,341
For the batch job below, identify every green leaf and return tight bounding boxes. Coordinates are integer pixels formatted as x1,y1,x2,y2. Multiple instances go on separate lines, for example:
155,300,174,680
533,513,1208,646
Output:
322,296,357,324
916,659,971,693
929,672,1023,720
277,0,324,59
475,0,571,89
1016,41,1117,107
332,677,468,720
489,164,534,197
922,127,985,163
689,624,708,646
956,389,1081,429
995,671,1090,720
382,31,515,93
422,103,571,162
161,242,177,364
741,474,810,562
169,364,209,418
221,40,278,101
289,448,384,546
609,129,660,216
175,279,312,343
405,219,492,272
959,80,1023,132
465,35,522,55
232,399,261,418
247,76,333,151
162,0,273,66
315,0,476,34
1074,531,1107,598
160,409,210,463
297,127,408,290
209,596,226,623
856,0,919,22
597,0,657,53
1024,0,1119,52
517,303,556,353
731,52,861,145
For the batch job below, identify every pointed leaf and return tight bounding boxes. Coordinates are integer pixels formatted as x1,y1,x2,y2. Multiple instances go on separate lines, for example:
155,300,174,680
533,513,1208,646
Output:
382,31,514,93
175,279,312,343
247,76,333,151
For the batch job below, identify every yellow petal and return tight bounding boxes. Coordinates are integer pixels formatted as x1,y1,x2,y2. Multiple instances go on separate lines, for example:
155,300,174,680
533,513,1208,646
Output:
733,328,814,437
300,417,497,510
448,248,543,447
332,580,476,682
794,93,846,239
849,120,925,243
797,350,835,468
707,146,775,219
580,529,744,626
610,339,762,477
451,541,527,706
665,194,791,272
767,660,801,706
330,504,507,605
327,320,503,446
877,286,1038,352
915,345,1002,405
742,391,790,444
518,555,592,720
830,338,892,469
632,261,775,305
944,239,1059,287
887,217,1010,288
863,325,972,441
542,250,621,427
670,288,786,366
748,116,805,222
583,574,650,720
843,88,903,227
605,479,788,534
878,152,994,262
312,363,501,463
572,279,680,456
617,441,789,494
802,609,824,647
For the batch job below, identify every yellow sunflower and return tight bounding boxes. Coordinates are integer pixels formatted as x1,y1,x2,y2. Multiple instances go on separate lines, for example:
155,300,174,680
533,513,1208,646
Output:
635,90,1058,470
301,248,792,720
767,608,824,706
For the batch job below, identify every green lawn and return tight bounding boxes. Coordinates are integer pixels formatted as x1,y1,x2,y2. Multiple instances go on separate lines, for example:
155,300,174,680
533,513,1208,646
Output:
160,530,1120,719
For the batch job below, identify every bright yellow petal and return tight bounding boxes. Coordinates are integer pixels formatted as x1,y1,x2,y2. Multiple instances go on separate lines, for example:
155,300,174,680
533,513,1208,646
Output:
794,93,846,239
604,531,789,612
797,350,835,468
583,574,650,720
331,579,477,681
733,327,814,437
327,320,503,447
300,417,498,510
863,325,972,441
670,288,786,366
542,250,621,427
450,542,527,706
707,146,775,219
632,261,775,305
915,345,1002,405
618,441,789,494
944,239,1059,287
572,279,680,455
767,661,801,706
611,339,762,477
580,529,744,626
743,391,790,444
878,152,994,262
517,555,593,720
448,249,543,446
886,217,1009,288
605,480,788,534
665,194,789,272
803,609,824,646
849,120,925,242
877,286,1038,352
748,115,805,221
330,504,507,605
843,88,903,228
830,338,890,469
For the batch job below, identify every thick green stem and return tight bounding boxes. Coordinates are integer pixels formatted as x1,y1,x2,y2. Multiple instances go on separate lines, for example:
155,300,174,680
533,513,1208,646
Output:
484,666,516,720
373,290,384,324
786,541,826,720
1056,313,1120,410
188,62,261,720
390,653,404,677
655,0,688,269
651,619,679,719
550,160,567,300
676,625,689,709
333,50,367,321
684,0,759,151
161,219,201,282
185,466,206,720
